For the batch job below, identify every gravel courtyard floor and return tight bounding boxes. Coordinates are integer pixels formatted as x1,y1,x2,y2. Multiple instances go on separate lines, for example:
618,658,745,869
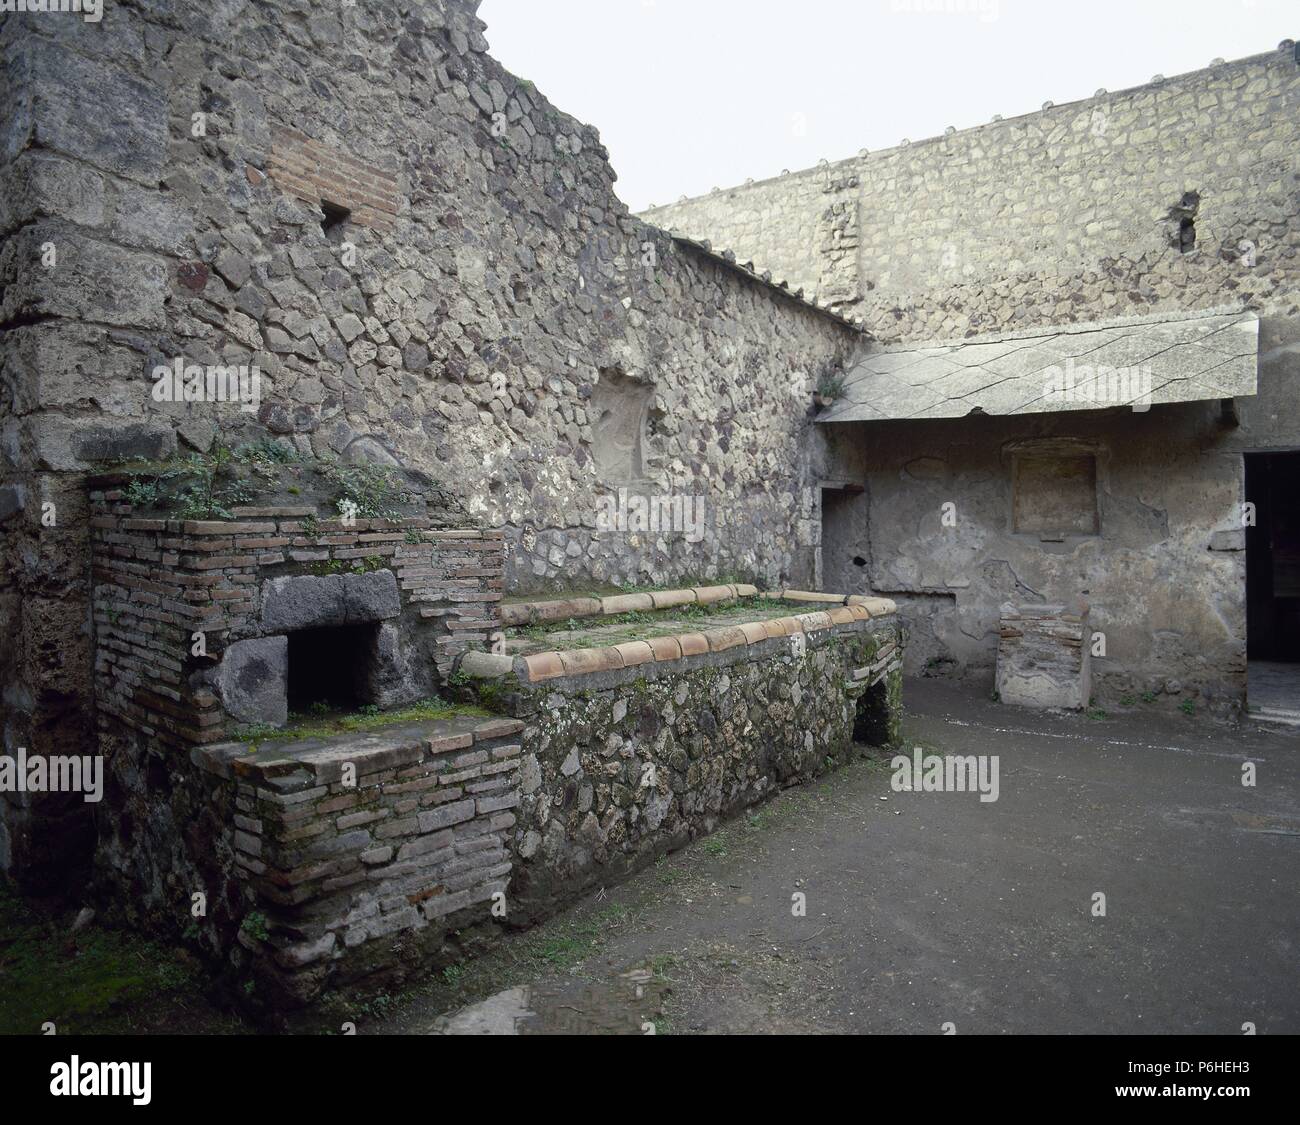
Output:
378,677,1300,1035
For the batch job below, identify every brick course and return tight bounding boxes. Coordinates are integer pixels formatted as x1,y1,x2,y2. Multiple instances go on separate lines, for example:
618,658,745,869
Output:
267,126,402,232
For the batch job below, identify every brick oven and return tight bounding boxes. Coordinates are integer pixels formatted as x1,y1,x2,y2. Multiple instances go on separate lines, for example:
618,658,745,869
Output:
87,474,503,746
84,472,521,1012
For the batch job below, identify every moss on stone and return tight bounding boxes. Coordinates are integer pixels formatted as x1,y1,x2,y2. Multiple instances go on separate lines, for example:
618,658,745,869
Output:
509,598,794,654
0,885,248,1035
231,698,492,748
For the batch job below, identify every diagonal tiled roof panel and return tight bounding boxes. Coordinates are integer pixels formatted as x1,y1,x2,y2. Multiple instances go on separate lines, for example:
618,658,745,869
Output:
819,309,1259,422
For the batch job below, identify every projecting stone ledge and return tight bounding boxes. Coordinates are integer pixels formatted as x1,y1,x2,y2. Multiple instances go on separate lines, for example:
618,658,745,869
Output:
499,583,760,627
512,601,890,684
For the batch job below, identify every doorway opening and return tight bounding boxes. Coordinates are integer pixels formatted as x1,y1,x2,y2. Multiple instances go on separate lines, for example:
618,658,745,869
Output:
853,680,891,747
1245,452,1300,721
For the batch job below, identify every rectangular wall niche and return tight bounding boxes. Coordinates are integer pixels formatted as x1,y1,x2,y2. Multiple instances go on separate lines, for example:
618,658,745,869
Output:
590,368,653,484
1011,445,1100,538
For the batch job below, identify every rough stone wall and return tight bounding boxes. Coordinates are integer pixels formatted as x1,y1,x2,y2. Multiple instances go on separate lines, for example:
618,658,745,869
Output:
643,43,1300,710
643,47,1300,342
812,315,1300,710
996,603,1092,711
0,0,858,887
645,170,830,299
500,616,903,919
91,597,903,1016
816,401,1250,714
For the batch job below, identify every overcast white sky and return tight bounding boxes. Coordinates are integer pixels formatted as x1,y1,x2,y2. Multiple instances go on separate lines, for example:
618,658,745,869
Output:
477,0,1296,212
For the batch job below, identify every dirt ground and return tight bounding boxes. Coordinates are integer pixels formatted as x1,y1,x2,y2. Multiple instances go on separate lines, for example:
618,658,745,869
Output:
375,677,1300,1035
10,677,1293,1036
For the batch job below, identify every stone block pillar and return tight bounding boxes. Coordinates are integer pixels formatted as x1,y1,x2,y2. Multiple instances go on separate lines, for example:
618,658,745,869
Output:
996,601,1091,710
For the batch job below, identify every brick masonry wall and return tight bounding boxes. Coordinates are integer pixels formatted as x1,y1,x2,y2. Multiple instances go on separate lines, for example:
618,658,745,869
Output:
267,126,401,231
92,706,527,1014
643,47,1300,343
199,715,524,1009
94,604,902,1015
88,484,502,746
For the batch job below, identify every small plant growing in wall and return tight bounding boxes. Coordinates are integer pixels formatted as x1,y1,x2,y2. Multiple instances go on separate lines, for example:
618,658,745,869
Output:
124,478,159,508
814,368,847,407
322,460,411,521
240,912,270,943
120,444,259,521
228,439,299,489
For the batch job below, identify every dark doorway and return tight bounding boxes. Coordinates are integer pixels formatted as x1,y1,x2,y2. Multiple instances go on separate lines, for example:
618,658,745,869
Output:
286,624,380,713
853,680,891,747
1245,453,1300,723
1245,452,1300,661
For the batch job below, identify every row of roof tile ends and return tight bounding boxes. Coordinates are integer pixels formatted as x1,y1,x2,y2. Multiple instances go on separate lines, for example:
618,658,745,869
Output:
461,586,899,684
